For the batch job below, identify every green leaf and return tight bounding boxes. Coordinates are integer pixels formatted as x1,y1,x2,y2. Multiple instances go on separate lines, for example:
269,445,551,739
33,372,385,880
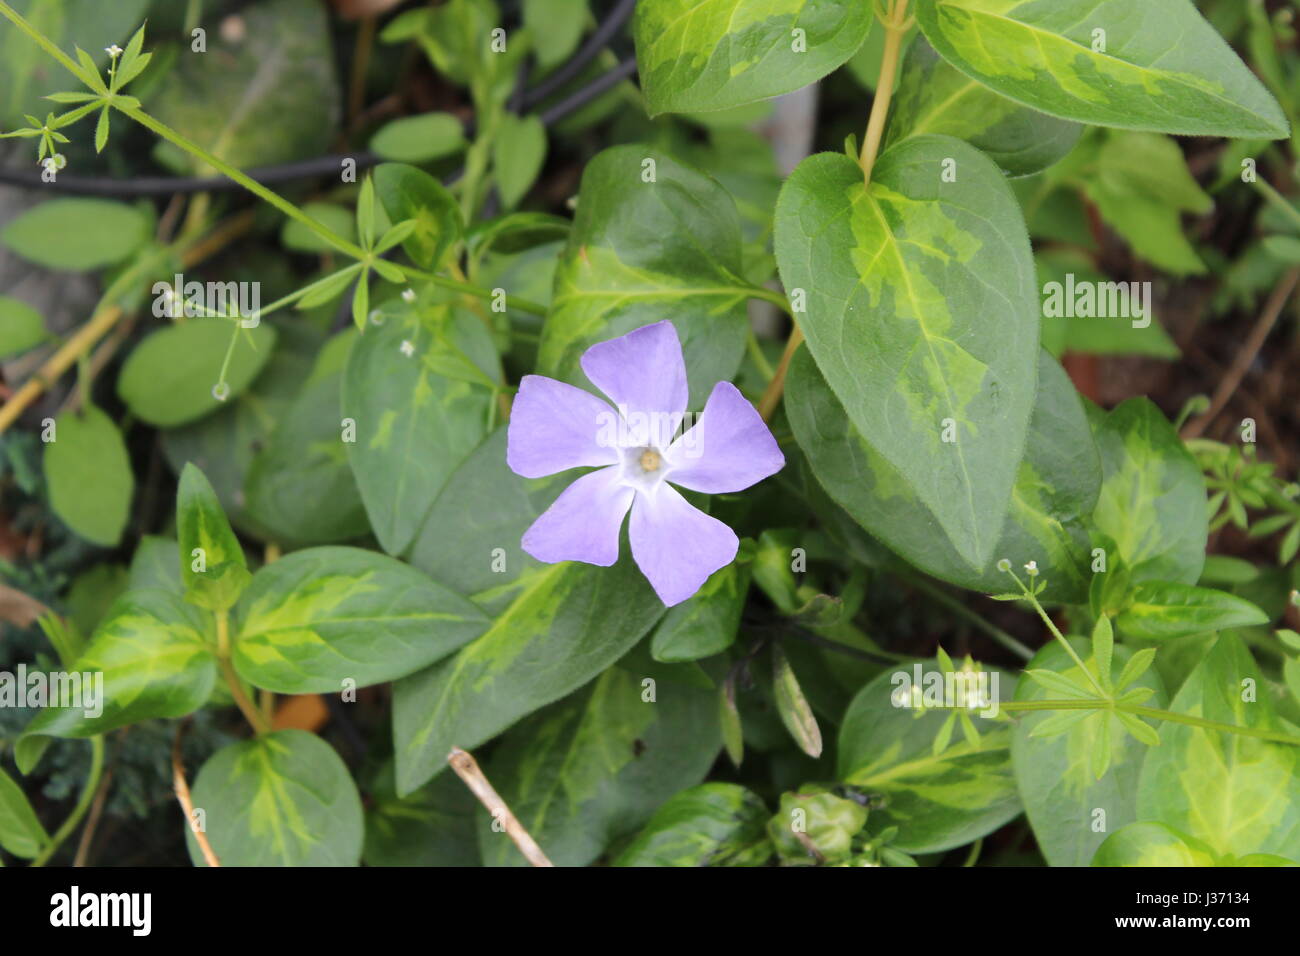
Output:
885,36,1080,177
341,302,497,555
232,546,487,694
720,681,744,767
243,339,371,546
1089,398,1209,584
1092,821,1220,866
478,667,720,866
0,766,48,859
0,199,146,271
44,404,133,547
1116,581,1269,641
771,645,822,758
1,0,148,128
281,202,356,255
650,561,747,662
21,590,216,740
915,0,1289,139
493,113,547,209
356,176,377,248
372,162,463,272
539,146,750,409
837,660,1020,853
613,783,772,867
1116,647,1157,692
1092,616,1114,693
363,760,479,866
176,463,249,612
0,295,47,358
789,349,1098,602
369,111,466,163
395,430,666,795
1085,131,1211,276
634,0,874,115
187,730,363,866
118,318,277,427
149,0,339,171
129,536,182,594
775,138,1038,570
1012,639,1166,865
1137,634,1300,860
93,105,109,152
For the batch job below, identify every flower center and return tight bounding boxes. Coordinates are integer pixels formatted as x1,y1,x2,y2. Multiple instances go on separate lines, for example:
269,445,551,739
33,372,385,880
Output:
639,449,662,473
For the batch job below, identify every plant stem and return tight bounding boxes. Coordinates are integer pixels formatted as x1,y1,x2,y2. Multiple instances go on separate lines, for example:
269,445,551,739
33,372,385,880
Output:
31,736,104,867
755,0,910,421
906,576,1034,661
998,699,1300,747
216,613,269,735
1004,568,1108,697
859,0,911,183
757,326,803,421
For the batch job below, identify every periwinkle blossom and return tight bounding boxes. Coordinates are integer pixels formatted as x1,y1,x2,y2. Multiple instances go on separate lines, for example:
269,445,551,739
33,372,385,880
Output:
507,320,784,606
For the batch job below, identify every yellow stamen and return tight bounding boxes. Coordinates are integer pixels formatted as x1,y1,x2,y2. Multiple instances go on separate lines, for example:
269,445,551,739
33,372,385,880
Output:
639,449,662,473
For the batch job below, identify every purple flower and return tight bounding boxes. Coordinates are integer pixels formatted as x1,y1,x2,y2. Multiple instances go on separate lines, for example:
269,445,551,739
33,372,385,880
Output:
507,321,784,606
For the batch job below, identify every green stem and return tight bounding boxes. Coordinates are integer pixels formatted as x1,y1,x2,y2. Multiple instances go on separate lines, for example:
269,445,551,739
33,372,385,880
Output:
216,613,270,735
1004,568,1108,697
31,735,104,867
998,699,1300,747
1251,176,1300,233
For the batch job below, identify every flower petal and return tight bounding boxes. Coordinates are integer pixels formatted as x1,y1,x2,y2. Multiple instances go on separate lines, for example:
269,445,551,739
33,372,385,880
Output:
666,381,785,493
521,467,633,566
507,375,621,479
579,320,688,447
629,485,738,606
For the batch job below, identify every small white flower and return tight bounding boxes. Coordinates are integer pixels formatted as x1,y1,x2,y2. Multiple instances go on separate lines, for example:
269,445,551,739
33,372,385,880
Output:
1024,560,1039,576
399,340,415,357
105,44,123,58
212,382,230,402
401,288,416,303
996,558,1011,573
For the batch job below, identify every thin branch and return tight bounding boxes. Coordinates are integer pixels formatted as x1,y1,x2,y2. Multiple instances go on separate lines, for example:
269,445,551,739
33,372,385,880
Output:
521,0,637,109
172,721,221,868
447,746,554,867
1181,266,1300,440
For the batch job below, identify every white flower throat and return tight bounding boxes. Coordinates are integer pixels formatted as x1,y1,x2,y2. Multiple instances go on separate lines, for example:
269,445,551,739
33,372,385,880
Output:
620,444,672,494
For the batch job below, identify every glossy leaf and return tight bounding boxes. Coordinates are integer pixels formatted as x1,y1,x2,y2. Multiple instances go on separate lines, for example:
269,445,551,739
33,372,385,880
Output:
1092,822,1220,866
44,405,133,548
1137,634,1300,860
22,590,216,740
176,463,250,612
771,645,822,758
186,730,363,866
373,162,462,272
789,349,1098,602
0,766,48,859
394,430,666,795
1116,581,1269,641
1012,639,1166,866
614,783,771,867
837,660,1020,853
233,546,487,694
342,301,497,555
634,0,873,115
650,561,747,662
886,37,1080,177
915,0,1289,139
1088,398,1209,584
775,138,1039,570
477,667,720,866
118,319,278,428
539,146,750,409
